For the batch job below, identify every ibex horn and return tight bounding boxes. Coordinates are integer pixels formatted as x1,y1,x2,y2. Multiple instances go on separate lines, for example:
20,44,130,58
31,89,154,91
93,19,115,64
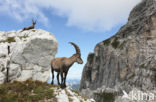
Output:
69,42,81,55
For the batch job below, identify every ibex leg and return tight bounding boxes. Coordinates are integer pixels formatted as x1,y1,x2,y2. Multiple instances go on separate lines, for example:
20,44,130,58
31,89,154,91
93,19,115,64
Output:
64,72,68,87
57,72,60,85
61,71,63,85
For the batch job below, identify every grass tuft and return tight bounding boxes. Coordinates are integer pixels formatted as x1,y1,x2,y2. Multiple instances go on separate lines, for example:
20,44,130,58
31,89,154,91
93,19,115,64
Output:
95,92,115,102
69,97,73,102
111,38,120,49
18,35,29,40
103,38,111,46
0,37,16,43
71,89,80,96
0,80,57,102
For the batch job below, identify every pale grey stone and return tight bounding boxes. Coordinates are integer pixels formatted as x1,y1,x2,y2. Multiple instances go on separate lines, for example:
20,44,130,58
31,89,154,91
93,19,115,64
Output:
0,72,5,84
0,29,58,83
80,0,156,102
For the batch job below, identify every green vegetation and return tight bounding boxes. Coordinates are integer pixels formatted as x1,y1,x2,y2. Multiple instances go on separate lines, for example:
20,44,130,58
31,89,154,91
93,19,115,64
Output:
0,80,57,102
69,97,73,102
71,89,80,96
95,92,115,102
0,35,29,43
0,37,16,43
7,37,16,43
103,38,111,46
65,89,73,102
82,96,87,101
140,64,145,68
111,38,120,49
18,35,29,40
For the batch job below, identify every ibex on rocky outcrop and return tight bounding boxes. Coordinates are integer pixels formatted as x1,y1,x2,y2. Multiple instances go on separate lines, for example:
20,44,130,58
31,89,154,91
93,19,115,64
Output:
22,19,36,31
51,42,83,87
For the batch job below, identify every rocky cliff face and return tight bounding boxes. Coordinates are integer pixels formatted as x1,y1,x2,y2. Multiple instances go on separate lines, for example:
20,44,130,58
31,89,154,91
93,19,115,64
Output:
80,0,156,102
0,29,57,83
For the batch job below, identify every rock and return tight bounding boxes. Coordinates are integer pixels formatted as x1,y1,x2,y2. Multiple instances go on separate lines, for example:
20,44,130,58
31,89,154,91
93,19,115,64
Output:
0,72,5,84
0,29,57,83
17,70,33,81
55,87,95,102
80,0,156,102
115,88,156,102
0,79,95,102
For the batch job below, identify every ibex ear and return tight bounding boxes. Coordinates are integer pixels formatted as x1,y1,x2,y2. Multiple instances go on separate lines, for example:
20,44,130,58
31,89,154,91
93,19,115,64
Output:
34,20,37,24
32,19,36,23
32,19,34,23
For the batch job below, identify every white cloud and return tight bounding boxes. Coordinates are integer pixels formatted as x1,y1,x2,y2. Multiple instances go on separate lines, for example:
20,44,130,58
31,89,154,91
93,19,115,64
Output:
0,0,48,25
0,0,141,31
49,0,141,31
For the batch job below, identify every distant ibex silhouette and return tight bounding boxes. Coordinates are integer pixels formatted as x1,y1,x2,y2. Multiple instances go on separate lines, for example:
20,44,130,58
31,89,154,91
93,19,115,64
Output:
51,42,83,88
22,19,36,31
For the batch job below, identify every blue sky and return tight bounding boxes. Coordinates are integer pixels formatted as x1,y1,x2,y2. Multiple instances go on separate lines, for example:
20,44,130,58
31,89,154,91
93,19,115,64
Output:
0,0,141,80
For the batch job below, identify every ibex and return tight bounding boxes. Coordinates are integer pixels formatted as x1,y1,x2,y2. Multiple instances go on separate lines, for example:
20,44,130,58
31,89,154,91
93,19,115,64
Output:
51,42,83,87
22,19,36,31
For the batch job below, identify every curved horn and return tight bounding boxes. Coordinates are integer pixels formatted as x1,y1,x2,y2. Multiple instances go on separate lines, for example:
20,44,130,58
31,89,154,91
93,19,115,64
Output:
69,42,81,55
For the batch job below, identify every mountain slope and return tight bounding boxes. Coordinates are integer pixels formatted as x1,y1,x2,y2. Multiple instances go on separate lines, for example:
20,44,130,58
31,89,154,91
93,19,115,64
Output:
0,80,95,102
80,0,156,102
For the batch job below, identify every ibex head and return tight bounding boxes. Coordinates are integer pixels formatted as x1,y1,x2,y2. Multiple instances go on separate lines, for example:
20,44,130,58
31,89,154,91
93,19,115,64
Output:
69,42,83,64
32,19,36,26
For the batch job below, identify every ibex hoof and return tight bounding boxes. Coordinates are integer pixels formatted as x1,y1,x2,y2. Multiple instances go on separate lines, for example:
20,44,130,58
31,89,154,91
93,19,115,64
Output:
60,84,66,89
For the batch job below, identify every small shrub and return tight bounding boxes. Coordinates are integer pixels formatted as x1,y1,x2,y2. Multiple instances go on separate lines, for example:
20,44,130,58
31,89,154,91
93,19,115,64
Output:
7,37,16,43
111,38,120,49
95,92,115,102
0,37,16,43
69,97,73,102
103,38,111,46
18,35,29,40
140,64,145,68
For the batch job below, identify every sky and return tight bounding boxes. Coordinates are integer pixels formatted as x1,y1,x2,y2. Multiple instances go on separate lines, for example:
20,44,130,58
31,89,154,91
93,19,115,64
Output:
0,0,141,80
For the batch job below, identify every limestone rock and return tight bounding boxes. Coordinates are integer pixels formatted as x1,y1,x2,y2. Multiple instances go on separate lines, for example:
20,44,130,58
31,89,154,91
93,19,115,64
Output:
80,0,156,102
55,87,95,102
0,29,57,83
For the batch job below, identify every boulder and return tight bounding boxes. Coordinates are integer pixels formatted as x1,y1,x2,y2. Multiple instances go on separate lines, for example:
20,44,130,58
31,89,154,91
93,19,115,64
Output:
0,29,57,83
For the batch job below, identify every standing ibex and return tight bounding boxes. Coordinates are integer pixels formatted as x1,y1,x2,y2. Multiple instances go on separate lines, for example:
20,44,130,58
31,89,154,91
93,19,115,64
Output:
22,19,36,31
51,42,83,87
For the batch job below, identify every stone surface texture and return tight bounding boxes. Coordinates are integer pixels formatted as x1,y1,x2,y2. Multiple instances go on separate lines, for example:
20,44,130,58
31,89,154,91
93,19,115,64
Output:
0,29,57,83
80,0,156,102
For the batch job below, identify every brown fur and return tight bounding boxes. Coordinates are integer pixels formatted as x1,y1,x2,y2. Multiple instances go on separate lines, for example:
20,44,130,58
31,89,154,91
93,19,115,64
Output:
51,42,83,87
22,20,36,31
